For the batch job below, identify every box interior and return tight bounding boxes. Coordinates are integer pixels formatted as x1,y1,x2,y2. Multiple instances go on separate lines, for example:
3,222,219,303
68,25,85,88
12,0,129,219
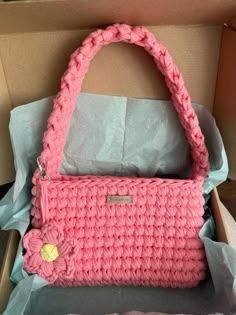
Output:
0,2,235,214
0,1,236,185
0,230,20,314
214,26,236,182
0,0,236,312
0,1,236,186
0,0,236,32
0,0,235,241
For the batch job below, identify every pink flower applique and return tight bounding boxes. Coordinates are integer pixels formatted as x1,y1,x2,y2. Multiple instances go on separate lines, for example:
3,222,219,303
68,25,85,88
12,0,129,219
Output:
23,222,78,284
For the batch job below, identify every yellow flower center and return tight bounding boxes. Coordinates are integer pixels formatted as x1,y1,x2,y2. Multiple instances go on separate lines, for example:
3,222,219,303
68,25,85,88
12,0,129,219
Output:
40,243,59,262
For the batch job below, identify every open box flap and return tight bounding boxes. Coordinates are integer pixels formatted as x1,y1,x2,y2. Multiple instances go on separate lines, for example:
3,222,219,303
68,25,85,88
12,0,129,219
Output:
0,230,20,314
229,15,236,30
214,26,236,180
0,0,236,34
0,0,235,185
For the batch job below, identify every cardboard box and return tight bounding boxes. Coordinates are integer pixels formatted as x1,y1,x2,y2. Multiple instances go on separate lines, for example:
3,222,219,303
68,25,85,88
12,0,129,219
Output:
1,0,236,185
0,230,20,314
0,0,236,313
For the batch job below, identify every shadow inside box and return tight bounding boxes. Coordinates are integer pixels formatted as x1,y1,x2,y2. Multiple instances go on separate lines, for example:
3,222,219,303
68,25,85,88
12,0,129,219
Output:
0,182,14,201
24,277,217,315
218,179,236,219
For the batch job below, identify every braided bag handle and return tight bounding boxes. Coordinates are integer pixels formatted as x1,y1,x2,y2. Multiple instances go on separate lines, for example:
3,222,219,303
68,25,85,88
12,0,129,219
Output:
37,24,209,181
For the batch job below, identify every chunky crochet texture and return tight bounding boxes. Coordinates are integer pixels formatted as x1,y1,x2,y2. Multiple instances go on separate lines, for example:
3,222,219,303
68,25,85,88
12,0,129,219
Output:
23,24,210,287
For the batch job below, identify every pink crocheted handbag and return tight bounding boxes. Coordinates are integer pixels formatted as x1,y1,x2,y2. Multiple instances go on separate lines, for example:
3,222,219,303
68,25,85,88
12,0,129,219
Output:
23,24,209,288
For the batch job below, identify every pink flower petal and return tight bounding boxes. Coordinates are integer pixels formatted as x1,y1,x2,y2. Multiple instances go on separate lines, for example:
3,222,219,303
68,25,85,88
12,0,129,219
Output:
58,241,73,256
26,253,42,272
54,257,66,272
54,257,76,281
23,229,42,252
28,238,43,253
23,253,34,273
55,243,78,281
39,261,58,284
40,261,54,277
41,223,63,245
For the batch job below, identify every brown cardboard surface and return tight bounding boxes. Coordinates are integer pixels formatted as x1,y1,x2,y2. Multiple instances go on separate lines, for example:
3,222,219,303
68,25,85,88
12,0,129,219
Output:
214,26,236,180
0,57,15,183
218,180,236,221
219,202,236,247
0,230,20,314
0,25,222,184
0,0,236,34
0,1,236,312
229,15,236,30
211,189,230,244
211,188,236,247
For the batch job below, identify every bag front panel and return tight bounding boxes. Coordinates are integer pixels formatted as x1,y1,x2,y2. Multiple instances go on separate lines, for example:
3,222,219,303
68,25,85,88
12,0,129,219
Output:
28,176,207,287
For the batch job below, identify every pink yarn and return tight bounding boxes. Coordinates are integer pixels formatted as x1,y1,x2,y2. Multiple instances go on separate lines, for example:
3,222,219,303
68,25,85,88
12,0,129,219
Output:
23,24,209,287
23,223,78,284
